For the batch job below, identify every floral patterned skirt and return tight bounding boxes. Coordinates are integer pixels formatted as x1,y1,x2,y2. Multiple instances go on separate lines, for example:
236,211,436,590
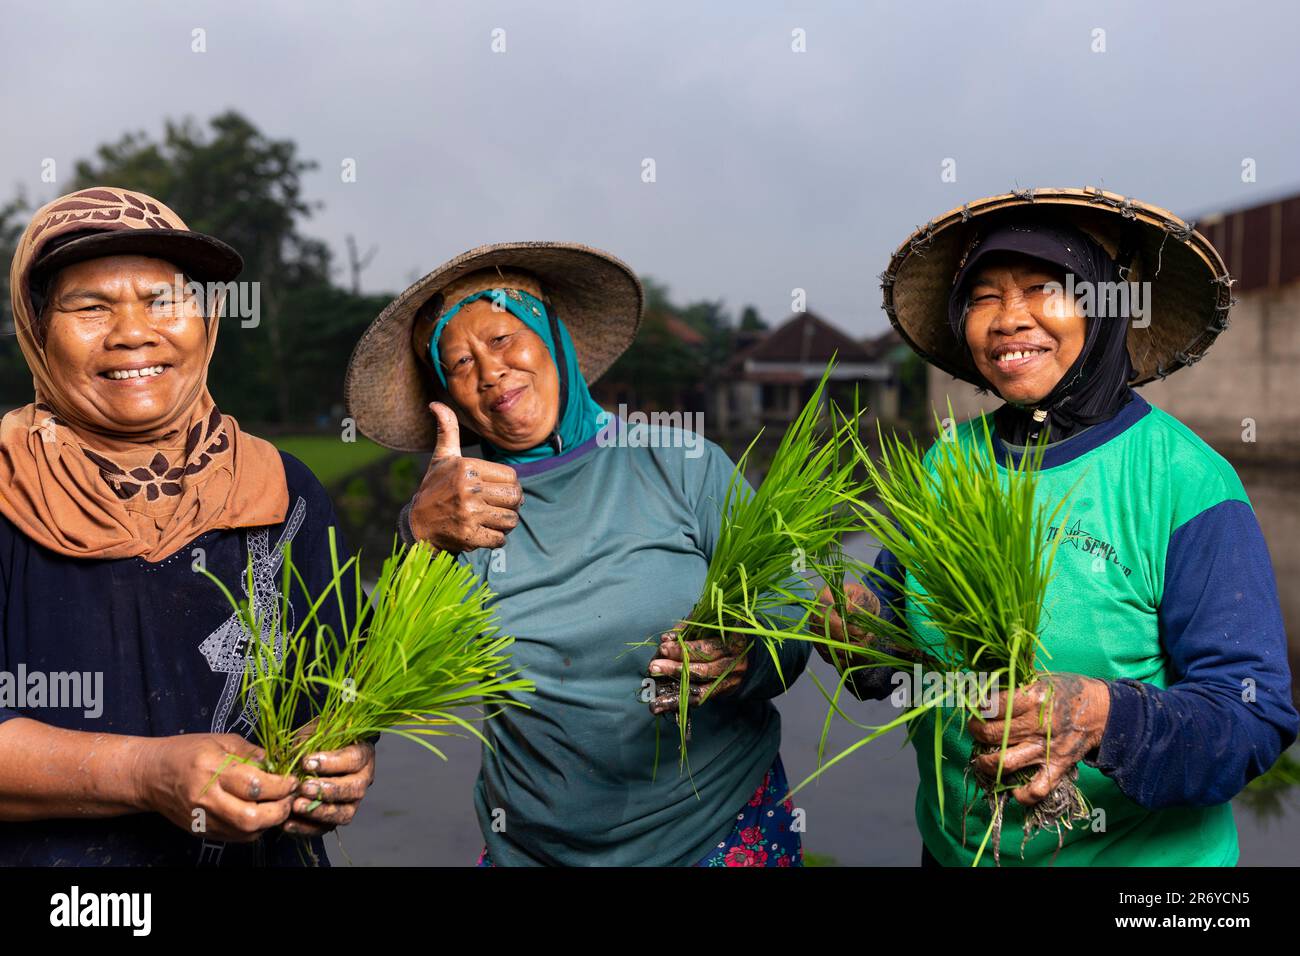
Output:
476,753,803,867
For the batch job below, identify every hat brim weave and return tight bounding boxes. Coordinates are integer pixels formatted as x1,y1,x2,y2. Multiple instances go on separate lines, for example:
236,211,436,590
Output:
881,187,1233,387
345,241,643,452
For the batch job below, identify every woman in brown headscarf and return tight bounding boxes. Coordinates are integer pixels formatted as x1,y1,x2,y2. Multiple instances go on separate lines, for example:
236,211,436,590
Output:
0,187,374,866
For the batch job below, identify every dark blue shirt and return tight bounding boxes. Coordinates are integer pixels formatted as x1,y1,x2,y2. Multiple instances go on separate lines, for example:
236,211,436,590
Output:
0,452,355,866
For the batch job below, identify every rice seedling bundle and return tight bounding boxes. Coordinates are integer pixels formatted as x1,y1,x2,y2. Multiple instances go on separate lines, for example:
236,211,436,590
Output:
660,362,871,765
801,410,1084,865
205,530,534,778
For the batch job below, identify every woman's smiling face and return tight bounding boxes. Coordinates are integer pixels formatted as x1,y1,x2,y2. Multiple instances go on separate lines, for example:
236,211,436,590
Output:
961,252,1087,405
42,255,208,433
437,297,559,450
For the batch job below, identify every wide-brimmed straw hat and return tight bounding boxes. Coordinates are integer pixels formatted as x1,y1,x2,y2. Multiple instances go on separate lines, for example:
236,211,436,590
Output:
345,241,643,452
880,187,1234,386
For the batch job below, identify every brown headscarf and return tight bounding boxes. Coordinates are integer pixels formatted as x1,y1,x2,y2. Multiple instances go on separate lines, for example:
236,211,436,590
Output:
0,187,288,561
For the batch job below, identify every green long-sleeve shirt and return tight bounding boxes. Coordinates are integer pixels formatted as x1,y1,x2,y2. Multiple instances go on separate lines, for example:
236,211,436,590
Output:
409,424,810,866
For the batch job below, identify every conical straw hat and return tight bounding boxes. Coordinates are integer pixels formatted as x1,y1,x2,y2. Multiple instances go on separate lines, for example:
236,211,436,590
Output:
881,187,1234,387
346,241,643,452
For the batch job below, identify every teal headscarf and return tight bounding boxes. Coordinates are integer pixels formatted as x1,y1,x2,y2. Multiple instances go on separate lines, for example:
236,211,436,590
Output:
429,287,606,465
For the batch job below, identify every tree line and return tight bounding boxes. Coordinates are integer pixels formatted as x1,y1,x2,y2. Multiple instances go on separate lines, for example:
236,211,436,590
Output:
0,111,767,430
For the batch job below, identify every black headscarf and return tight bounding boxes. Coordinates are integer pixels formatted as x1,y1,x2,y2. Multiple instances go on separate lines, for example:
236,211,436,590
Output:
946,217,1136,444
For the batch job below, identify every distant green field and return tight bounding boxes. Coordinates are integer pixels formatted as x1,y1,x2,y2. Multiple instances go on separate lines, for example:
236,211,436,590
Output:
272,434,394,486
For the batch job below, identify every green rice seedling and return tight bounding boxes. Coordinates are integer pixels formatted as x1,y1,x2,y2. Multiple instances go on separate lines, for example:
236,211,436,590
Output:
795,408,1084,865
203,529,534,779
658,361,872,770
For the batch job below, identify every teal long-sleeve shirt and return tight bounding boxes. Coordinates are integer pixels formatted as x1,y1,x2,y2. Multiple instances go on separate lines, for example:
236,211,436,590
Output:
401,423,810,865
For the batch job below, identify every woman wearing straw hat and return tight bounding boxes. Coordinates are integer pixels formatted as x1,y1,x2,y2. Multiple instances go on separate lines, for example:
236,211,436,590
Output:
0,187,375,865
814,187,1297,866
345,243,810,866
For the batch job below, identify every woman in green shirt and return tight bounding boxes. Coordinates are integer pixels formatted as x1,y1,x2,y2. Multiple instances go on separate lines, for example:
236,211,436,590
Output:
345,242,810,866
815,188,1298,866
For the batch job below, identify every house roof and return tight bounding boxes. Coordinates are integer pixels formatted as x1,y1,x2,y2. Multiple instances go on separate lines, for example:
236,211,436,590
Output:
859,328,903,361
1193,190,1300,294
663,315,706,346
729,311,874,369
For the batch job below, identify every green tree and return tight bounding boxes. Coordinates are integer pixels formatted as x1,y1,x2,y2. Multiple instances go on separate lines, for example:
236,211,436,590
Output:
2,113,389,425
678,299,729,359
604,279,750,411
0,192,35,408
739,305,767,331
273,284,393,424
0,193,28,335
70,111,332,422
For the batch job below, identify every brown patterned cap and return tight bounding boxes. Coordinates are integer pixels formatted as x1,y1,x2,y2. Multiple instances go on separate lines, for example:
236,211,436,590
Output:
22,187,242,293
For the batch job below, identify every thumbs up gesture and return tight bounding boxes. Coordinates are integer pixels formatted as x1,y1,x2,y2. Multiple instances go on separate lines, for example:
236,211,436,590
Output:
407,402,525,553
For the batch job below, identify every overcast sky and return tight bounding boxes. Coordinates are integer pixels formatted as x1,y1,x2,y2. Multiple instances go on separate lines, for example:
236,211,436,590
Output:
4,0,1298,337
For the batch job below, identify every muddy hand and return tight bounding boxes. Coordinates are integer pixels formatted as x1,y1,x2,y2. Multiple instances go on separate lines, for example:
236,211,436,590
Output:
810,582,880,672
967,673,1110,806
283,740,377,837
647,628,750,715
135,734,297,843
408,402,524,553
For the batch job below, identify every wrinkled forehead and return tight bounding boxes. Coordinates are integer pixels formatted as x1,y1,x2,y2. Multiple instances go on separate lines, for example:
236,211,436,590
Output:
413,267,545,355
44,254,187,292
439,296,533,346
32,256,191,329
